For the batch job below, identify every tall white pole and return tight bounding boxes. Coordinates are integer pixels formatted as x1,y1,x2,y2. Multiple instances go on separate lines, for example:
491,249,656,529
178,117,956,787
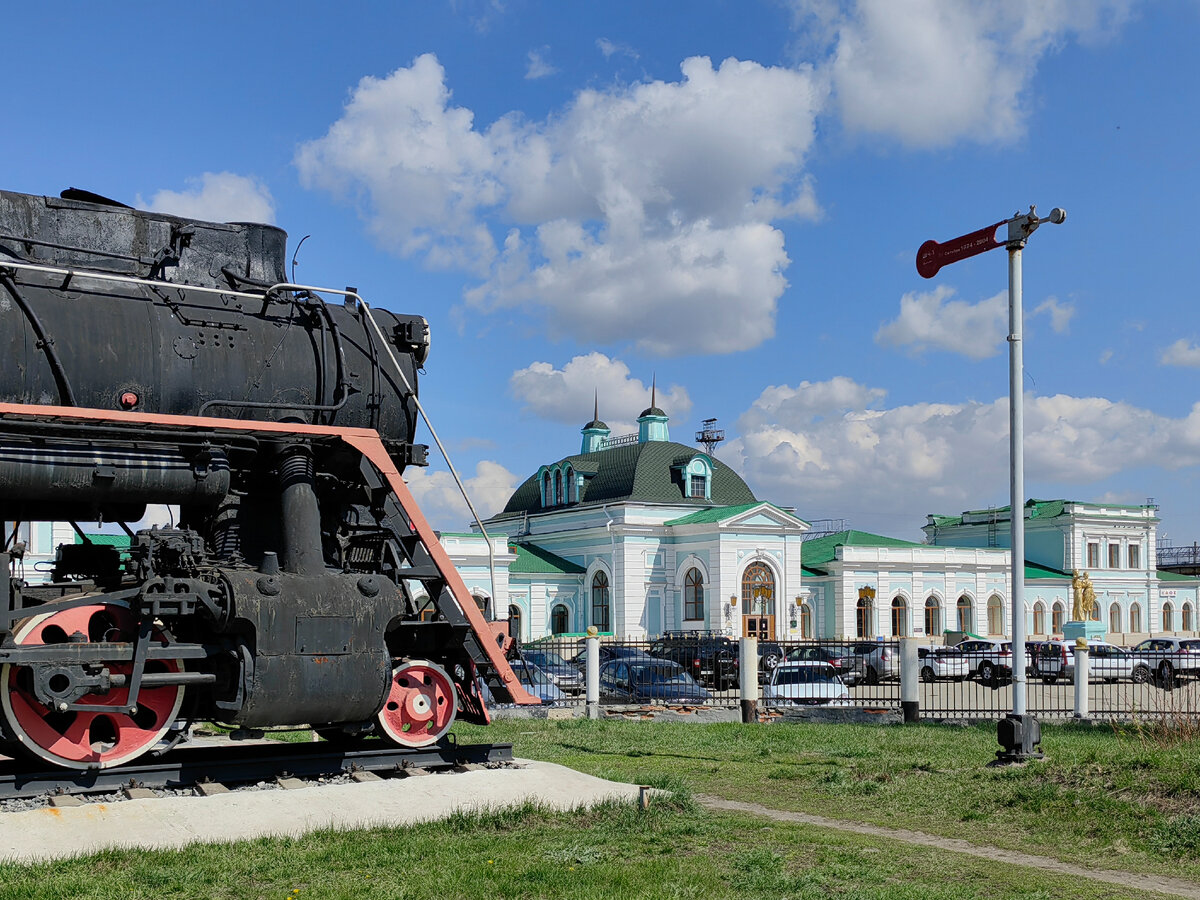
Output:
1007,237,1027,718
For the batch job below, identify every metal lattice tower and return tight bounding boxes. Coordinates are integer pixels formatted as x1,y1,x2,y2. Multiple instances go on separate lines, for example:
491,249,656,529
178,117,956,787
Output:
695,418,725,455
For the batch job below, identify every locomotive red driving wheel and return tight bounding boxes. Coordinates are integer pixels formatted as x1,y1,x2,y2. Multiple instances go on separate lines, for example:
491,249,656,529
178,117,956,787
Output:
0,603,185,770
376,659,457,748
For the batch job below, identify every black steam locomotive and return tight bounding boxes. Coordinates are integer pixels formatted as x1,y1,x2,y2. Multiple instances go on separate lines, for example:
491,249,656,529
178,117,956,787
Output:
0,188,535,770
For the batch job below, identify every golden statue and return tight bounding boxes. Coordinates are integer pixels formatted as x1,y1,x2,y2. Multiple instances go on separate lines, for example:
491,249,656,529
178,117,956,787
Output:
1071,570,1097,621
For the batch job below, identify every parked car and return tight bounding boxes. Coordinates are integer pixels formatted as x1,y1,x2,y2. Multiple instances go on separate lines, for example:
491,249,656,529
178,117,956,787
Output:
758,641,785,683
763,662,851,708
852,641,899,685
570,643,659,672
520,649,584,694
917,645,968,682
1038,640,1135,684
649,631,739,689
954,639,1013,683
786,644,865,686
481,657,564,705
597,659,712,704
1128,637,1200,686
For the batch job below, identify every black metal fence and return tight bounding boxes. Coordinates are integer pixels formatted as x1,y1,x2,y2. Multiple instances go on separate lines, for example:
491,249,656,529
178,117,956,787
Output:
515,637,1200,722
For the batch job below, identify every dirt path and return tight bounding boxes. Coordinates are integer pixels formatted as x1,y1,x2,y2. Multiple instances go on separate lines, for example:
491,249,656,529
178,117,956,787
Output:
698,795,1200,899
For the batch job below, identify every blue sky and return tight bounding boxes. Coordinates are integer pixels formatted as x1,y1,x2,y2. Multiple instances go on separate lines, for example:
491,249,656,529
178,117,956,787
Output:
7,1,1200,544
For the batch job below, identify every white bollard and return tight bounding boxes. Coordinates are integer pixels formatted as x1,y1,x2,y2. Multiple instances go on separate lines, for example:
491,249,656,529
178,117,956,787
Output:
900,638,919,723
739,636,759,723
586,633,600,720
1073,641,1089,719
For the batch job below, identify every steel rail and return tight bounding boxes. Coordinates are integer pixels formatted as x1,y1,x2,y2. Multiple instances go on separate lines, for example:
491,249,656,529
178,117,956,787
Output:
0,740,514,801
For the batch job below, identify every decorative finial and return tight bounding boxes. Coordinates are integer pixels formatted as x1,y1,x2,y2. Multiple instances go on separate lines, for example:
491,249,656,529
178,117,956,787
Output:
651,373,656,410
594,389,599,424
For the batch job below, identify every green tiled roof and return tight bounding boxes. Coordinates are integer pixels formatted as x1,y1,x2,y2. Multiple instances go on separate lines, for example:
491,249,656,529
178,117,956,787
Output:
933,498,1155,524
76,533,131,547
664,501,805,527
801,565,828,577
1025,561,1072,580
1157,569,1200,583
508,543,586,575
801,530,926,567
498,440,756,517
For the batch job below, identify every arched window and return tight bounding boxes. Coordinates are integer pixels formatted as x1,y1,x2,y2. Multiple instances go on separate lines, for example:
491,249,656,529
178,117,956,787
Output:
741,563,775,615
987,595,1004,635
473,594,491,621
508,604,523,644
553,469,562,506
542,471,552,507
565,466,574,503
1184,603,1195,632
956,595,973,633
1052,602,1065,634
1033,601,1046,636
684,568,704,621
924,597,941,637
799,602,812,638
1163,602,1175,632
891,596,908,637
1109,603,1122,634
856,598,873,638
591,572,610,632
1130,602,1143,634
551,604,569,635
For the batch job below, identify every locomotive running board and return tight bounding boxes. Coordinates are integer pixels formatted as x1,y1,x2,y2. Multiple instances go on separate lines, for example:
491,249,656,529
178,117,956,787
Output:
0,403,541,709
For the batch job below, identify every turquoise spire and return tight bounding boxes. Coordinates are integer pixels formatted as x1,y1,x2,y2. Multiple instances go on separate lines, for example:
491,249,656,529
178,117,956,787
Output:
580,390,610,454
637,376,669,443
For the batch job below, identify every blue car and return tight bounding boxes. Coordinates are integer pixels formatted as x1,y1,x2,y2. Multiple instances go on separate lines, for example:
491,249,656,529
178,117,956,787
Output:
598,659,712,704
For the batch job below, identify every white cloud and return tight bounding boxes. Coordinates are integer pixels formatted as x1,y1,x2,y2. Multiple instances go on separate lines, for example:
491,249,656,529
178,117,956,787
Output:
139,173,275,224
525,47,557,79
404,460,520,532
795,0,1135,147
596,38,639,61
509,353,691,436
729,376,1200,535
874,285,1006,360
1160,339,1200,368
297,53,824,356
1033,296,1075,334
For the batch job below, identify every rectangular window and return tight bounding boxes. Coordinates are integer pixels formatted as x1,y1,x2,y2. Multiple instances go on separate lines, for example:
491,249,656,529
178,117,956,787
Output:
1087,542,1100,568
1108,544,1121,568
1128,544,1140,569
688,474,706,498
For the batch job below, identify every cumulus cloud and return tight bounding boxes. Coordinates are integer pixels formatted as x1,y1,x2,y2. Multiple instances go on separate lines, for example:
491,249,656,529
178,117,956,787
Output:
728,376,1200,536
792,0,1135,146
509,353,691,436
297,53,824,355
1033,296,1075,334
525,47,557,79
404,459,520,532
1160,339,1200,368
875,285,1006,359
139,173,275,224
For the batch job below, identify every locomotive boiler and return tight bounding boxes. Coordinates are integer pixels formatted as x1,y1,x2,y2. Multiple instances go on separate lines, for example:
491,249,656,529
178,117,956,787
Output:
0,187,537,770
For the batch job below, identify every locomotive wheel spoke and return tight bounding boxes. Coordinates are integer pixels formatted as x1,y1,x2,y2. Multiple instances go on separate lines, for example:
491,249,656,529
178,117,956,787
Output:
376,660,456,748
0,603,185,770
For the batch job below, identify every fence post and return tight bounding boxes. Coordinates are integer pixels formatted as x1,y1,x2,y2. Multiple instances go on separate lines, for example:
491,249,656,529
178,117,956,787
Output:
1073,640,1089,720
900,638,919,723
586,631,600,720
739,636,759,723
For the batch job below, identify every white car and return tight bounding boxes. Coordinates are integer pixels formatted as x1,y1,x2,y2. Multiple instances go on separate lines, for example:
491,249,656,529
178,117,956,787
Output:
763,662,851,707
918,646,969,682
1128,637,1200,686
1038,640,1134,684
955,639,1013,683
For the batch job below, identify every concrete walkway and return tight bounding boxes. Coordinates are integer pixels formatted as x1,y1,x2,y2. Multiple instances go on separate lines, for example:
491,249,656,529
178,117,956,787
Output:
699,795,1200,900
0,761,641,864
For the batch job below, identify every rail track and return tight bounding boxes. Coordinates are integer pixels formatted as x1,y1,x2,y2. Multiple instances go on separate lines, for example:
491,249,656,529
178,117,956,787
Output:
0,739,513,802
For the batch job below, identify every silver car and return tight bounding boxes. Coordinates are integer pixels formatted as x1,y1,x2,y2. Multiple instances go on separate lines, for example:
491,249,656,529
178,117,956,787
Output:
918,646,968,682
763,662,851,708
1038,640,1134,684
1128,637,1200,686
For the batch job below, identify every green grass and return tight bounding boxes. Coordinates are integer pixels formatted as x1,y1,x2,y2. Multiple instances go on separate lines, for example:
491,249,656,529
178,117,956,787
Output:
455,717,1200,880
0,794,1171,899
